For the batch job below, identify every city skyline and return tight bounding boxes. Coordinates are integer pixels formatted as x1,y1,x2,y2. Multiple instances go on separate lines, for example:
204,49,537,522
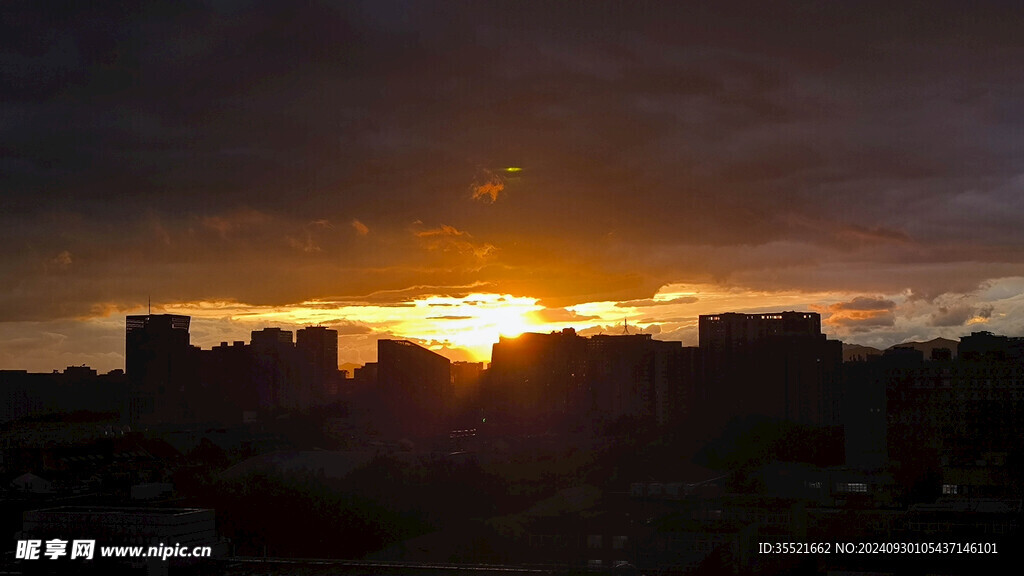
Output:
0,305,977,376
5,2,1024,373
0,274,1009,374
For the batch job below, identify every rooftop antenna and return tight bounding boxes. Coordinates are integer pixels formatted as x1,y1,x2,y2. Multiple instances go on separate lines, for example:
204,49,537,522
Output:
622,317,631,335
148,296,151,315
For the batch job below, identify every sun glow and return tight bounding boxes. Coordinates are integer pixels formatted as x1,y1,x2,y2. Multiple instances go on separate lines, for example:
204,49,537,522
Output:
154,282,892,365
161,293,550,362
403,294,544,360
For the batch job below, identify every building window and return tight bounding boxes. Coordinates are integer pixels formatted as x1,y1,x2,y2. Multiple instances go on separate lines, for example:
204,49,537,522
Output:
942,484,958,495
837,482,868,493
587,535,603,549
613,536,627,550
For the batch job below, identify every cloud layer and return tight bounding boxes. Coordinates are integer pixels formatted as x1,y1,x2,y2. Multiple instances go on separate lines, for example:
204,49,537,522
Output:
4,2,1024,369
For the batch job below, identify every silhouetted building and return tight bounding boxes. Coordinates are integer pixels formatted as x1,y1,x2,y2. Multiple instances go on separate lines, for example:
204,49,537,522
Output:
842,359,889,470
126,314,196,425
486,329,698,433
451,361,486,423
377,339,451,437
451,361,485,390
0,368,127,423
842,333,1024,496
488,328,588,431
585,334,697,428
698,312,842,432
958,331,1024,361
250,327,297,412
199,340,255,423
353,362,377,385
296,326,339,405
661,344,701,427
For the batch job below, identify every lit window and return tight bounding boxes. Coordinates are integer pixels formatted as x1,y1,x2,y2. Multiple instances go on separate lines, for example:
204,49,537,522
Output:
837,482,868,493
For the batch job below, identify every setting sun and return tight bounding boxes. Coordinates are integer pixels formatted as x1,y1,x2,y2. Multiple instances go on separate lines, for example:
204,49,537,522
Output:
160,293,556,363
404,294,544,360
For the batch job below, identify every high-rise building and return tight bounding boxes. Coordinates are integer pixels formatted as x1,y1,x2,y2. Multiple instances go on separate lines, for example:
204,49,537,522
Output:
297,326,339,405
126,314,195,424
451,361,486,422
250,327,296,411
486,329,699,432
698,312,842,431
488,328,588,431
201,340,254,422
377,339,451,437
843,336,1024,494
585,334,696,427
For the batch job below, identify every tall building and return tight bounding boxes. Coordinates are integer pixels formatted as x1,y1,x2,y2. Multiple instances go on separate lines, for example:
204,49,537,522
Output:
840,336,1024,495
486,329,699,433
698,312,842,431
201,340,255,423
296,326,339,406
958,331,1024,361
126,314,195,424
488,328,588,431
451,361,486,422
585,334,696,427
377,339,451,436
250,327,296,411
1,367,127,423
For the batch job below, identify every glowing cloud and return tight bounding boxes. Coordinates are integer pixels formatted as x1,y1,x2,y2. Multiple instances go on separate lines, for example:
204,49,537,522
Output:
471,173,505,203
351,219,370,236
415,224,496,259
51,251,73,267
162,293,549,362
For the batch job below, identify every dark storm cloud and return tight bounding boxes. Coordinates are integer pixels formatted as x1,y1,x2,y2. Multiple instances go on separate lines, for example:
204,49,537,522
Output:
929,305,977,327
928,301,996,327
5,0,1024,339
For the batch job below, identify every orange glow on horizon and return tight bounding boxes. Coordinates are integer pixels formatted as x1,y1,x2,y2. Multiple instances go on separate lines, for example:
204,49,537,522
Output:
149,283,905,364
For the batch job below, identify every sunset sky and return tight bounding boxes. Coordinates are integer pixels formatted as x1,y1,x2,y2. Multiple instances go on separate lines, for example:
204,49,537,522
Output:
4,1,1024,373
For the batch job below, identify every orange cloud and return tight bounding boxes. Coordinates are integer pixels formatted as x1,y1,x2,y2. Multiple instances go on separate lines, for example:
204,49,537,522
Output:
351,219,369,236
201,208,269,238
471,174,504,203
51,250,72,267
821,296,897,331
615,296,699,307
287,233,321,253
415,224,496,259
